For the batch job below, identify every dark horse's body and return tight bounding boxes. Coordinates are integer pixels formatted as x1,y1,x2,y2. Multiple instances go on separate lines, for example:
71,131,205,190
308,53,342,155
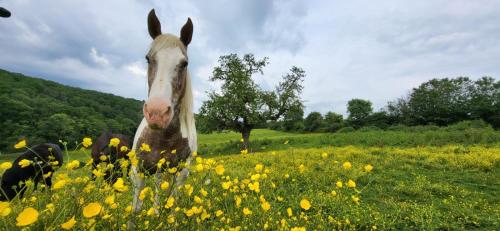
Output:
91,132,130,184
0,143,63,201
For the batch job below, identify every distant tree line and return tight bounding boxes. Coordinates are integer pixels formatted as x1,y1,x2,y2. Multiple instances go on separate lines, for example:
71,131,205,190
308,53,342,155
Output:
267,77,499,132
0,69,143,153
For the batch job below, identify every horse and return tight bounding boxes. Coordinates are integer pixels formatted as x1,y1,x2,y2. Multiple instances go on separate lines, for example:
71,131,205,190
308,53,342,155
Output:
0,143,63,201
90,132,130,184
130,8,197,218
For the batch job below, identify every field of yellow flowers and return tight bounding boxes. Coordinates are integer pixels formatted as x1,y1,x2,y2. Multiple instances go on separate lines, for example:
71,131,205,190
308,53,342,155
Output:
1,132,499,230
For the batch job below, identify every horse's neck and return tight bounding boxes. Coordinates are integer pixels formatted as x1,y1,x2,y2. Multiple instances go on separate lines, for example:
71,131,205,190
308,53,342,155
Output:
133,109,197,151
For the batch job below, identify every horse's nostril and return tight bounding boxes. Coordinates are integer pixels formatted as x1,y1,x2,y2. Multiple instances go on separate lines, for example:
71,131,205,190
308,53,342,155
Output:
164,106,171,115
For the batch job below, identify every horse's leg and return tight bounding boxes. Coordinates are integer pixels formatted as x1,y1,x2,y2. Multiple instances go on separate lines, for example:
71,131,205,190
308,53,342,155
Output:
131,166,144,213
128,166,144,230
153,172,162,214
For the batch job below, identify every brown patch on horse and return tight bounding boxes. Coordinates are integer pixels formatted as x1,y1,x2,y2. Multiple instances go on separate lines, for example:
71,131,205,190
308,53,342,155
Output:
136,120,191,175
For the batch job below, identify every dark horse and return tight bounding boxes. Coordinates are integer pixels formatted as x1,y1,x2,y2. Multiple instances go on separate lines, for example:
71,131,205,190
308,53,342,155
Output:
91,132,130,184
1,143,63,201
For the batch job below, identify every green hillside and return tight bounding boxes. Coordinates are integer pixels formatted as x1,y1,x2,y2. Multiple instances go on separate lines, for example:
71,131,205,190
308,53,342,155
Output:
0,69,143,152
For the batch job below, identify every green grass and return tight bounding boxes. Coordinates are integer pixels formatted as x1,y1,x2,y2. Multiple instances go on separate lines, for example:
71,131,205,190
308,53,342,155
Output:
0,129,499,230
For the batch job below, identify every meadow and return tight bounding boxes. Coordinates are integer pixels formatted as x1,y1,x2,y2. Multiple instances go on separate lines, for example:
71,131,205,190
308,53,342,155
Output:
0,129,499,230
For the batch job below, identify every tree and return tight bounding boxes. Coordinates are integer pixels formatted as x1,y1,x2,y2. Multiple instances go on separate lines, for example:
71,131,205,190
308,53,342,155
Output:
281,106,305,132
408,77,472,126
304,112,323,132
324,112,343,132
199,54,305,150
468,77,500,128
347,99,373,128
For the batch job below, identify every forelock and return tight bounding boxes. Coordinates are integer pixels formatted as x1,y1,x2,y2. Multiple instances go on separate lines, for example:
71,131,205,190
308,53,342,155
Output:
148,34,187,56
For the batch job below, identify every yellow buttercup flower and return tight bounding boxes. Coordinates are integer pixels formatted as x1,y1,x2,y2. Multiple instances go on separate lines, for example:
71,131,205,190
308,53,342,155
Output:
299,164,305,173
0,162,12,170
242,207,252,215
336,181,343,188
14,139,27,149
113,178,128,192
331,190,337,197
215,165,225,175
43,171,52,179
0,202,11,217
165,197,175,209
240,149,248,155
343,161,352,170
52,179,67,190
109,138,120,147
160,181,169,190
194,196,203,204
300,199,311,211
16,207,39,227
215,210,224,217
61,216,77,230
347,179,356,188
82,137,92,148
66,160,80,170
321,152,328,158
221,181,232,190
254,164,263,172
291,227,306,231
105,195,115,205
83,202,102,218
200,188,208,197
364,164,374,172
248,181,260,193
352,195,360,204
18,159,31,168
45,203,55,213
120,146,128,152
287,207,293,217
261,201,271,211
140,143,151,152
139,187,151,200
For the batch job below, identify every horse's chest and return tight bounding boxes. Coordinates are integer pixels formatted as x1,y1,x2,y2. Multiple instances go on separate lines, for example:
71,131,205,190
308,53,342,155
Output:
135,128,191,174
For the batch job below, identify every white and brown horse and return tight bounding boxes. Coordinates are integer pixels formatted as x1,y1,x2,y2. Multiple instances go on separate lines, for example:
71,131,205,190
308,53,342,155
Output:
130,9,197,216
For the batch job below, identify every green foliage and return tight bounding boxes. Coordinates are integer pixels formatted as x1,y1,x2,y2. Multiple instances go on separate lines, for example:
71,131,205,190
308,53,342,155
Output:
198,54,305,149
347,99,373,128
337,127,356,133
0,69,143,152
323,112,343,132
304,112,323,132
388,77,499,128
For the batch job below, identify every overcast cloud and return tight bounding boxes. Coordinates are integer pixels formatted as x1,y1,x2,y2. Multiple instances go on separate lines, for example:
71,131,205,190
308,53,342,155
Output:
1,0,499,116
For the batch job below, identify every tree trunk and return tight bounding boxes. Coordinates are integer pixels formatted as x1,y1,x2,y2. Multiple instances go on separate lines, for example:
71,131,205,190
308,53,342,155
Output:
241,128,251,152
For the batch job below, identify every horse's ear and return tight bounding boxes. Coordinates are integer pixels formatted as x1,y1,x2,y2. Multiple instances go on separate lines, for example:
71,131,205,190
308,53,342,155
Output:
180,18,193,47
147,9,162,39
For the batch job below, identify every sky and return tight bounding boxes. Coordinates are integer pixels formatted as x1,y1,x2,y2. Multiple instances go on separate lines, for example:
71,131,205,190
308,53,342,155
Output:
1,0,499,116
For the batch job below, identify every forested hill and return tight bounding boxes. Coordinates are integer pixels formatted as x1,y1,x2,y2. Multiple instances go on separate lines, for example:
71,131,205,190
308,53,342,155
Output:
0,69,143,153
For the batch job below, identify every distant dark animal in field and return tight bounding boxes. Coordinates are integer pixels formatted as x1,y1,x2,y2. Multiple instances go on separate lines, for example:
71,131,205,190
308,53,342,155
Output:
91,132,131,184
0,7,11,18
0,143,63,201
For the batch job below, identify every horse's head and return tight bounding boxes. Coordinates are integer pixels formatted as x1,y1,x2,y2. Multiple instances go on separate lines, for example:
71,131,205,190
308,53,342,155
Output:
143,9,193,129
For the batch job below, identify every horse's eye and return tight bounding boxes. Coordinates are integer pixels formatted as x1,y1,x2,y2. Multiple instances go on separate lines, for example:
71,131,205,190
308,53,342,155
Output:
180,60,188,68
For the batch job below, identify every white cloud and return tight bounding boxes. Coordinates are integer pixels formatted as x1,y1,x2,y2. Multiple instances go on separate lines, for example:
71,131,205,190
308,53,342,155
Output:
89,47,110,66
125,61,147,78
